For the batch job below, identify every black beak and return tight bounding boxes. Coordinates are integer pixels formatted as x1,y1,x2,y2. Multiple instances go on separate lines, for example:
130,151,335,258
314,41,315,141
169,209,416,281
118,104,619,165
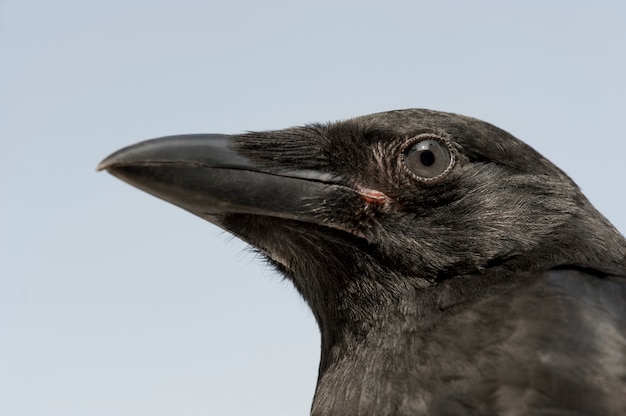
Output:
98,134,350,230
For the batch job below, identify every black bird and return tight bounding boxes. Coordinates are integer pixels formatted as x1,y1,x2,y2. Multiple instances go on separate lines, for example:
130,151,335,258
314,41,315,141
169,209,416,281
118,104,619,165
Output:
99,109,626,415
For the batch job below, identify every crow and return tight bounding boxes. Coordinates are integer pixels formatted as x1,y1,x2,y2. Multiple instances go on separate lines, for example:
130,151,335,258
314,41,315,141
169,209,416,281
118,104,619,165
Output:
99,109,626,415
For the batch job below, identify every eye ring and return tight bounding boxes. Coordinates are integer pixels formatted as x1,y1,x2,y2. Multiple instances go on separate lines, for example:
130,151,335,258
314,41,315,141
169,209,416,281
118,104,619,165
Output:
401,134,455,182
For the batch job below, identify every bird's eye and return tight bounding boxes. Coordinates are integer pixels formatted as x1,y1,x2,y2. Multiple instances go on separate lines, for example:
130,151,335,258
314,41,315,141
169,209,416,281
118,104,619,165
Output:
403,135,454,181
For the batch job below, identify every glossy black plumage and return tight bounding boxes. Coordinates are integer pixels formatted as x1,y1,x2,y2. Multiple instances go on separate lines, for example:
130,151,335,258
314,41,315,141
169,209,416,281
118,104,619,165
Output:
99,109,626,415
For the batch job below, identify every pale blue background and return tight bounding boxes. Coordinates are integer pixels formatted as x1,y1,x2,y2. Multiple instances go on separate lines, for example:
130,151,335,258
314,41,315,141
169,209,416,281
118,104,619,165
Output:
2,2,625,415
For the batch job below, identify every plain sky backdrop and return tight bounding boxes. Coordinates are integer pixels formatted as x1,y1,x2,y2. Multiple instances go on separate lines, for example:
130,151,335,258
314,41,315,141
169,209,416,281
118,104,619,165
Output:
1,2,625,415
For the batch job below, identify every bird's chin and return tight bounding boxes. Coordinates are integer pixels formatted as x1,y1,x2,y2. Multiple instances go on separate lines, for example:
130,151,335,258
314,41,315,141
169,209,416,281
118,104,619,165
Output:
209,213,371,271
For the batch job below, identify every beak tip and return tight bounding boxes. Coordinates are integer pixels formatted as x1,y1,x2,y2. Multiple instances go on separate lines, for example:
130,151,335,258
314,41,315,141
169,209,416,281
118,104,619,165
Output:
97,155,116,172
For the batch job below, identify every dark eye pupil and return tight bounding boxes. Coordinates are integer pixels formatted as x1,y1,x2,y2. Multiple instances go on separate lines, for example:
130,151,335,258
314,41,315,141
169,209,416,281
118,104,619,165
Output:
420,150,435,166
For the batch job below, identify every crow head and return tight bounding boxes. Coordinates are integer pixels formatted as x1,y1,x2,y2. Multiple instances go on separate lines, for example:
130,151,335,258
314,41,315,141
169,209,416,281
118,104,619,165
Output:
99,109,626,413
